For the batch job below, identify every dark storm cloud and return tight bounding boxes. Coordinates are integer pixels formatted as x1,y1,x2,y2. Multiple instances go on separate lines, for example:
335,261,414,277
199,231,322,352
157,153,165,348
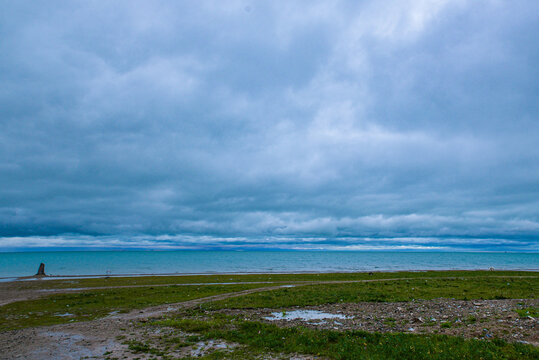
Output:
1,1,538,250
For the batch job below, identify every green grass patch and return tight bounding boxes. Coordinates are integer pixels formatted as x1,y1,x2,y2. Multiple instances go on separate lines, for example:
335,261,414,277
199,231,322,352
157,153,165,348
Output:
159,316,538,360
0,283,266,331
204,277,539,309
127,340,166,356
7,270,536,290
515,306,538,318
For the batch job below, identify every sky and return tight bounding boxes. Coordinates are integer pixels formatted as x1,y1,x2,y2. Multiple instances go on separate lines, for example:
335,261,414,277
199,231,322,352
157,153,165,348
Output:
0,0,538,252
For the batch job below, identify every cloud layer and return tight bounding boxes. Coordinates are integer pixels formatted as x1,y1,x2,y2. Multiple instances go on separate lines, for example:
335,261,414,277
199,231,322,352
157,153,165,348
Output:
1,1,538,250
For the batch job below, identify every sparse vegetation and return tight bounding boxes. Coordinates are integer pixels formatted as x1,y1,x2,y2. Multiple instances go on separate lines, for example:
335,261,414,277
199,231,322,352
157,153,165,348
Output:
156,314,538,359
1,271,537,359
515,306,538,318
0,283,267,331
6,270,534,290
203,277,538,310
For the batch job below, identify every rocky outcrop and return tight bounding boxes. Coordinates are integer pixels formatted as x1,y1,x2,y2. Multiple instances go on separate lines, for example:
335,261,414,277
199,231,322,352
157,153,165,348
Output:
36,263,46,276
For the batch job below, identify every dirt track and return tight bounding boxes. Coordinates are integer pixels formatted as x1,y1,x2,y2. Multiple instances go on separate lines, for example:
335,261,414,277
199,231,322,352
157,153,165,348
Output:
0,284,297,359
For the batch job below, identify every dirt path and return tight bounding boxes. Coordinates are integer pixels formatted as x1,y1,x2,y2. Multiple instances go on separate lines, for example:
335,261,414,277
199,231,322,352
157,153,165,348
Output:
0,281,279,307
0,284,301,360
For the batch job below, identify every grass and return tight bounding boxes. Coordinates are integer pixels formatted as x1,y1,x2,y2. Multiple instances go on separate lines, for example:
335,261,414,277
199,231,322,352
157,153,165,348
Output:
7,270,535,290
383,317,397,327
127,340,166,356
2,271,538,358
156,314,539,360
515,306,538,318
0,283,267,331
203,277,539,309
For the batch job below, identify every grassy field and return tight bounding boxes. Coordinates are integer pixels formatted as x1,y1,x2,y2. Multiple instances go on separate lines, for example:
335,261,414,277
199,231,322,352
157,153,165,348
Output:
1,271,537,359
204,276,539,310
154,314,538,360
0,283,268,331
8,270,535,290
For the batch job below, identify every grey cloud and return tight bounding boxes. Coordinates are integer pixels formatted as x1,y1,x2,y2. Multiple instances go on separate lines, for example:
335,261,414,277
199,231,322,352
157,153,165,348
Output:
0,1,538,250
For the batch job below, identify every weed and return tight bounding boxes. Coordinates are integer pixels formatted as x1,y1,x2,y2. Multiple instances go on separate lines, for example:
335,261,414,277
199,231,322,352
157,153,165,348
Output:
203,277,538,310
161,315,539,360
0,283,267,331
515,307,538,318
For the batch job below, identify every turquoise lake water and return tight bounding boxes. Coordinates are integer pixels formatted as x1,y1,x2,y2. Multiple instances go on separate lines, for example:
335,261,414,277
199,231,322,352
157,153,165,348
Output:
0,251,537,278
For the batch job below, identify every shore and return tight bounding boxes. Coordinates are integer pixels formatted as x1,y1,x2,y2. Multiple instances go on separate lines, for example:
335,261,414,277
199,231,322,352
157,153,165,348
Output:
1,267,538,283
0,270,537,359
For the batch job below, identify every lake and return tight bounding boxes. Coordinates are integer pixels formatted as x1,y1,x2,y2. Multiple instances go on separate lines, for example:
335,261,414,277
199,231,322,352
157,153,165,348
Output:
0,251,537,278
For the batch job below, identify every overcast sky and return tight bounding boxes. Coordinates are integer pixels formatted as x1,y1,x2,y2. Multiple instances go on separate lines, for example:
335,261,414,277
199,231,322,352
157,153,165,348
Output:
1,1,538,251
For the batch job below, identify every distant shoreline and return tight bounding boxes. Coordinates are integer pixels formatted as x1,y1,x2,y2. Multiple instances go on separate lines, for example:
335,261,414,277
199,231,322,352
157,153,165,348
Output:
2,249,538,253
2,251,537,280
1,268,538,283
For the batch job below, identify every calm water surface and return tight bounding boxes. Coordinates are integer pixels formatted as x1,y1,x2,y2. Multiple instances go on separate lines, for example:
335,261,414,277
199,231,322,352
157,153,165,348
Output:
0,251,537,278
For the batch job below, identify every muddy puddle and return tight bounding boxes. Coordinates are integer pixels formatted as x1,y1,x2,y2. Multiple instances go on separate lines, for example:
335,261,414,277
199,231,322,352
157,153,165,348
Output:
265,310,349,321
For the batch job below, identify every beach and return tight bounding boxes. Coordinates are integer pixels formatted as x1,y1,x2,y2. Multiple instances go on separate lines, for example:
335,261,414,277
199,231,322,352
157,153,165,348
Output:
0,270,537,359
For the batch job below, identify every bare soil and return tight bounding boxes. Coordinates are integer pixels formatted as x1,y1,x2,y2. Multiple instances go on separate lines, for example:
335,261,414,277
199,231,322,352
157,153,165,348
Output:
226,299,539,345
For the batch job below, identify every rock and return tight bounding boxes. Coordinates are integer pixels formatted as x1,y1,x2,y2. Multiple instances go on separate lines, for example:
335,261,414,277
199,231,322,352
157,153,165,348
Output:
36,263,46,276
